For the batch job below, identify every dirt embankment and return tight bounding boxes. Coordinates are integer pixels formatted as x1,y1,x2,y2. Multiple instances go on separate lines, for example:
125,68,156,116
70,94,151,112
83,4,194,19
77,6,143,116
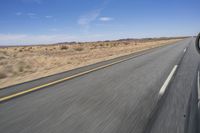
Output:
0,38,182,88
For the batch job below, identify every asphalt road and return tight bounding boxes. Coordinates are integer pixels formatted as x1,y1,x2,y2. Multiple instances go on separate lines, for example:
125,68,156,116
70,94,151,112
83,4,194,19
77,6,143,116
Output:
149,38,199,133
0,38,198,133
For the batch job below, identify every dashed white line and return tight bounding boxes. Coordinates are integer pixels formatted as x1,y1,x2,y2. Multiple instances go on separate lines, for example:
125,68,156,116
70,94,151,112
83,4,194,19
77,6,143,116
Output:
159,65,178,96
197,71,200,108
197,71,200,100
183,48,187,53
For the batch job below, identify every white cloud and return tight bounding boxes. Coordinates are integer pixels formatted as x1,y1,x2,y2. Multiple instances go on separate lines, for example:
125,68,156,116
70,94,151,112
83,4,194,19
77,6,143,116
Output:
27,13,37,19
99,17,113,21
45,16,53,19
16,12,22,16
27,13,36,16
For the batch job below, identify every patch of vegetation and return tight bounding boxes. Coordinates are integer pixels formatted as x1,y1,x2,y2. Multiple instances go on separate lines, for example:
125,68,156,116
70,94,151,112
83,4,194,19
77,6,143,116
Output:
74,47,84,51
19,49,23,52
0,72,7,79
60,45,69,50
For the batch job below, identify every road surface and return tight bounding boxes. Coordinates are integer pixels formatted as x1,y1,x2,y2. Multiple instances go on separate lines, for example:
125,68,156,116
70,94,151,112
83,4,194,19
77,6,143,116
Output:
0,38,199,133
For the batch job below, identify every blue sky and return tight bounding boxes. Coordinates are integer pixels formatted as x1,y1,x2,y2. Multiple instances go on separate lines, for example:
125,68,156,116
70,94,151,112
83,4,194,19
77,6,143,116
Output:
0,0,199,45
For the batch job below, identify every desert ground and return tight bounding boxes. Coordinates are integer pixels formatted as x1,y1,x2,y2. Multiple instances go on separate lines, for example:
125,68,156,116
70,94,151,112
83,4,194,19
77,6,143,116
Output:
0,38,184,88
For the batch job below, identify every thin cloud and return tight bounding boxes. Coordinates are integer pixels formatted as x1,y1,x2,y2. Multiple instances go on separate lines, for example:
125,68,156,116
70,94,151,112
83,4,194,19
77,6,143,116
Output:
45,16,53,19
78,9,101,29
27,13,37,19
27,13,36,16
99,17,113,21
77,0,111,31
16,12,22,16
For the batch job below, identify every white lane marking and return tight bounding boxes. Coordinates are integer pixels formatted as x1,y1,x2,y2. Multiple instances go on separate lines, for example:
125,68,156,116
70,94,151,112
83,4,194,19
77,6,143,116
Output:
197,71,200,108
197,71,200,100
159,65,178,96
184,48,187,53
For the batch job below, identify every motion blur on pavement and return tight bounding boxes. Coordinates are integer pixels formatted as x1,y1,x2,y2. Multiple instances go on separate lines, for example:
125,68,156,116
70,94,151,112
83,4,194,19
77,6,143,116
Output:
0,0,200,133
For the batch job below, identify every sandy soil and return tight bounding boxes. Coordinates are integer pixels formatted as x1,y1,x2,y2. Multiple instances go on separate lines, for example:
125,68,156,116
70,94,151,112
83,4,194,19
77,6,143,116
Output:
0,38,182,88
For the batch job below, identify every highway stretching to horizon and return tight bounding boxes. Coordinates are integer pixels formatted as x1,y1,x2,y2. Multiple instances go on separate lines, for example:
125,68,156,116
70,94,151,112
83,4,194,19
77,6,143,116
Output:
0,38,199,133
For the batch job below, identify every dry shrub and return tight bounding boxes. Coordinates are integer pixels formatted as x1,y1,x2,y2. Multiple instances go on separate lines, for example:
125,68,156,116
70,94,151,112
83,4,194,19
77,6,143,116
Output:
0,56,6,60
135,41,137,45
16,61,32,73
67,61,72,64
18,66,23,72
25,47,32,51
99,43,104,47
112,43,117,47
90,45,98,50
60,45,69,50
0,51,8,60
19,49,23,52
74,47,84,51
124,42,130,45
0,72,7,79
105,43,110,47
0,51,7,55
109,43,117,47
